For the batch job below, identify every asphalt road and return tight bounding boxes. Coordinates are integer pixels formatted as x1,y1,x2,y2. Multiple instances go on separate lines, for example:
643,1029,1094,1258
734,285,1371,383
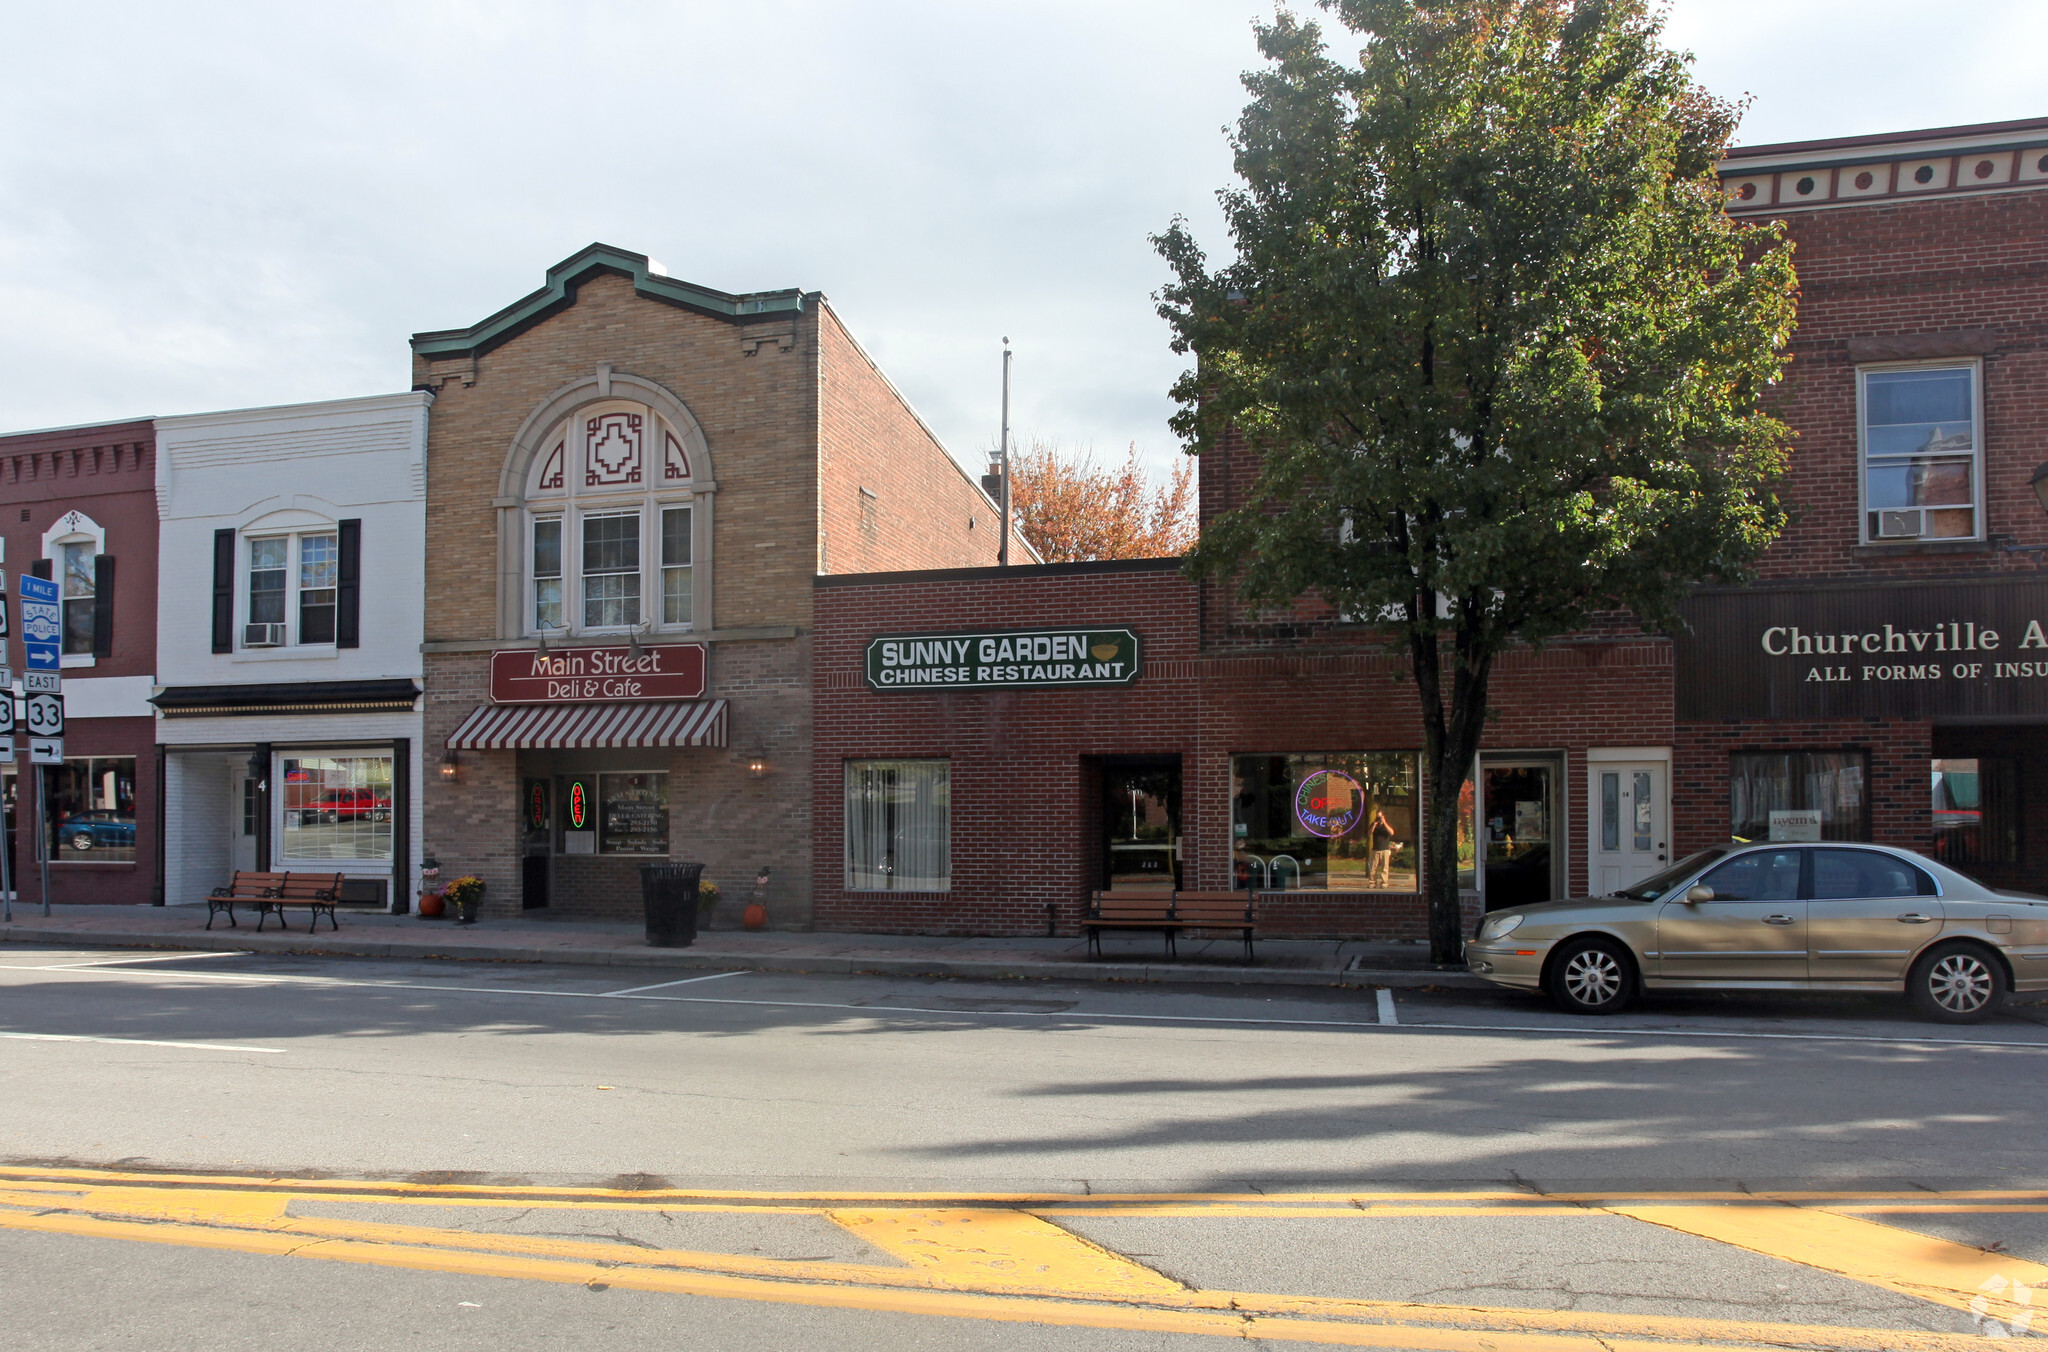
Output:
0,945,2043,1350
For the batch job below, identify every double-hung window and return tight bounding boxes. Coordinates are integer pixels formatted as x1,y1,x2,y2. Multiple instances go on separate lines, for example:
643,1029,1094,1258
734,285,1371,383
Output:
532,518,564,630
581,512,641,628
246,531,339,646
59,540,95,654
661,506,692,625
1860,361,1981,543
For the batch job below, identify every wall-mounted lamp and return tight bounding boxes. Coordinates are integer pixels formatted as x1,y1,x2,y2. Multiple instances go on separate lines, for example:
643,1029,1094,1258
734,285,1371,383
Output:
627,624,646,662
440,748,462,781
2003,463,2048,555
534,630,550,660
245,749,267,792
746,756,770,779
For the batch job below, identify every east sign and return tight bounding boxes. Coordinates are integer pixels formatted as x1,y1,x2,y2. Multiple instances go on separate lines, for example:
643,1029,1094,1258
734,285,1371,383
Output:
490,643,707,705
865,628,1142,691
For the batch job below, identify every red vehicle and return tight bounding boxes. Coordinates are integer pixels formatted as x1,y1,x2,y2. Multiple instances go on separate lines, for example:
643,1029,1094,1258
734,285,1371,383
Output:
314,788,392,823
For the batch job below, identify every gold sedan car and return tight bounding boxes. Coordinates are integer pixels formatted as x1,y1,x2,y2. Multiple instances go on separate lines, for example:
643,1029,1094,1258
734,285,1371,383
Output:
1466,843,2048,1023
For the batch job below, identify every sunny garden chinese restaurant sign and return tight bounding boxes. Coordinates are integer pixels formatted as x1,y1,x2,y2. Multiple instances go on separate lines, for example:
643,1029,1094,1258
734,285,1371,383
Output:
865,628,1142,690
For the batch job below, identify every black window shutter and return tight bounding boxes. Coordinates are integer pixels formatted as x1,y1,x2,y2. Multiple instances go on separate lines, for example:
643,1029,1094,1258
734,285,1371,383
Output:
212,529,236,654
30,559,50,580
92,554,115,658
336,518,361,649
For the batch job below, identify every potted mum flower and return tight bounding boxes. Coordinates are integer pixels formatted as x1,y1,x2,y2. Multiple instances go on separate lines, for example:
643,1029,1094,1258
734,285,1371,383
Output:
698,878,721,925
443,875,485,925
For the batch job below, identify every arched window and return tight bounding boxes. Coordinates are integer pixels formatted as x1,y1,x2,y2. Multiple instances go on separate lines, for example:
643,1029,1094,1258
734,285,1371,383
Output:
522,399,697,637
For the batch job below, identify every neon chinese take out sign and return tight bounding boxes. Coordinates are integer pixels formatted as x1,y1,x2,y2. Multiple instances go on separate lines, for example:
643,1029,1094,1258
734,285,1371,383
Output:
1295,769,1365,838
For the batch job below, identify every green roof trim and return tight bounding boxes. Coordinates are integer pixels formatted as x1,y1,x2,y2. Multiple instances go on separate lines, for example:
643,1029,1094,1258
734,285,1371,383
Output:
410,243,807,359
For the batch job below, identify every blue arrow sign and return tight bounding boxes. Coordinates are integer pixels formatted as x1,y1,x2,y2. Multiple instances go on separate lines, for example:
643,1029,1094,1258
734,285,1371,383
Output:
18,573,60,671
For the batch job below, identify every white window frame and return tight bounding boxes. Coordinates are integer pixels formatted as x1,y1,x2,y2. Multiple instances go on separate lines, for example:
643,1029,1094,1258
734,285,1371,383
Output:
1855,358,1985,546
242,528,341,650
41,509,105,669
522,400,698,639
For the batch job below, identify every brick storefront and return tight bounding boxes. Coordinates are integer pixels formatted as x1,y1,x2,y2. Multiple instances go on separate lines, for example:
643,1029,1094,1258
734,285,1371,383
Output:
811,117,2048,941
413,245,1023,924
813,561,1671,939
0,420,158,907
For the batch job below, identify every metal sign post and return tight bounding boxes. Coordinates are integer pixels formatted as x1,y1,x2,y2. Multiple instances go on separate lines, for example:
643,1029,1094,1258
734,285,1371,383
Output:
0,657,12,924
18,574,59,916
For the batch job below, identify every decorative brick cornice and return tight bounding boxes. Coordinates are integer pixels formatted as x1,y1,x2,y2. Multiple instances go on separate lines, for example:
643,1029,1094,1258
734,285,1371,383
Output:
1718,116,2048,216
410,243,809,362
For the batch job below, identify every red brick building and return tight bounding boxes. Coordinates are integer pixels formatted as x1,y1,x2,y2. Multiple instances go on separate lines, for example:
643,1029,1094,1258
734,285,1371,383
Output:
1,418,158,907
812,117,2048,939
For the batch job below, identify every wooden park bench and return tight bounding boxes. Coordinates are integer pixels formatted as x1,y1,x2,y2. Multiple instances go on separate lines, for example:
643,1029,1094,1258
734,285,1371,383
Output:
257,872,349,932
1169,890,1259,965
1084,890,1178,958
1083,888,1259,964
204,870,348,932
206,871,284,930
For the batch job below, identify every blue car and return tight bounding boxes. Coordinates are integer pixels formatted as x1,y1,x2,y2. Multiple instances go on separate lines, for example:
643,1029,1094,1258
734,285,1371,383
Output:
57,810,135,853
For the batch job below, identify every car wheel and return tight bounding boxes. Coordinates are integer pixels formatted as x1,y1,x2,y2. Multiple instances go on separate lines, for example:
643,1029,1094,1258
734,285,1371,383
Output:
1908,942,2006,1024
1548,937,1637,1015
69,834,93,852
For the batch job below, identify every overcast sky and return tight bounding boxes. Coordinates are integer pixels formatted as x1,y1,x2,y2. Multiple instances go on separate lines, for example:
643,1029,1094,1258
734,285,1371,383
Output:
3,1,2044,479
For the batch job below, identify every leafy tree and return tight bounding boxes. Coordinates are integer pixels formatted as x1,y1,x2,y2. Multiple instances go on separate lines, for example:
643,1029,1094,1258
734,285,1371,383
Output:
1155,0,1797,960
1006,438,1198,562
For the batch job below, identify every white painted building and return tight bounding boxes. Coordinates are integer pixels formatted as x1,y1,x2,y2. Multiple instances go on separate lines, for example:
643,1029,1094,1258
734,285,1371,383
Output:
154,393,431,912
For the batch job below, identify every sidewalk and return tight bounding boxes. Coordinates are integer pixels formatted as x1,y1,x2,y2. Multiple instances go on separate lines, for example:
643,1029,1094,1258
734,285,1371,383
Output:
0,904,1485,989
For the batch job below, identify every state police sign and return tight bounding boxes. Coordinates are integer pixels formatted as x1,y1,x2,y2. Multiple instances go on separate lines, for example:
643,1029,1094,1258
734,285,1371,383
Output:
865,628,1142,691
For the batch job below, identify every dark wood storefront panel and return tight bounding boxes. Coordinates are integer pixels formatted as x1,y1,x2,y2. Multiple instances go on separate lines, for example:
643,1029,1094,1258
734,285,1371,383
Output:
1677,580,2048,721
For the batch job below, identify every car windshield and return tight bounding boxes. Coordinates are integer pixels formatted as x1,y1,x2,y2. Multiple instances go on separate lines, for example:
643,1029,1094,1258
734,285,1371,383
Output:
1611,848,1729,901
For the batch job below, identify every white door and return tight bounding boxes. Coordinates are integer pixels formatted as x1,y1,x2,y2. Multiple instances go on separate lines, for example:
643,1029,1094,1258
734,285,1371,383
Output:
1590,761,1667,895
230,770,258,872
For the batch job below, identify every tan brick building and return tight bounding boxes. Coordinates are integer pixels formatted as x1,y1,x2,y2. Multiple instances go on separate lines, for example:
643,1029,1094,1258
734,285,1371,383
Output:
414,244,1022,924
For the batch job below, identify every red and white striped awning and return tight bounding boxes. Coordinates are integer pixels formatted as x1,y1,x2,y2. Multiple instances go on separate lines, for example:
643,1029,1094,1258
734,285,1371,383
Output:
445,700,727,750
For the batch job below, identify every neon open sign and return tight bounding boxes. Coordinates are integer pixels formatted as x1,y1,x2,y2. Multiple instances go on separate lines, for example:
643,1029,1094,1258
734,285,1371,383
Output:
1295,769,1365,838
567,780,590,830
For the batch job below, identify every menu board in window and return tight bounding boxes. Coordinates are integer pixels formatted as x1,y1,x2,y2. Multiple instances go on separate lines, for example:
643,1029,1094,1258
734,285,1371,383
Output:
599,772,669,855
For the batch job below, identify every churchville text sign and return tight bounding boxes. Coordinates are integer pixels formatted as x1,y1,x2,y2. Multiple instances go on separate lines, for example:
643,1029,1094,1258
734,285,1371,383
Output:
490,643,707,704
865,628,1142,690
1676,582,2048,720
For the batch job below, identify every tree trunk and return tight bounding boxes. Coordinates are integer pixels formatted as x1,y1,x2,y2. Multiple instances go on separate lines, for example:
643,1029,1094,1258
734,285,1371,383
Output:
1410,624,1494,964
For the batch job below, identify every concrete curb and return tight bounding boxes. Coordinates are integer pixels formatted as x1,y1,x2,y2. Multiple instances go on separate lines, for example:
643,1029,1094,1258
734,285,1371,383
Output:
0,925,1489,990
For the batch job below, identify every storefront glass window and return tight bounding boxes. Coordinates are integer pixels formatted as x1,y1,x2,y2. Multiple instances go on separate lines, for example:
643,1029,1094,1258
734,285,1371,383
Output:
1232,754,1418,892
45,757,137,863
845,760,950,891
1729,751,1869,842
599,772,669,855
279,753,393,861
1931,757,2019,868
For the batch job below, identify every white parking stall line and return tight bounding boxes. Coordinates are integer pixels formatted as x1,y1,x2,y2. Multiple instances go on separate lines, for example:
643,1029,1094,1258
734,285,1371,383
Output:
0,1032,281,1054
1376,989,1398,1025
604,970,749,996
40,952,252,970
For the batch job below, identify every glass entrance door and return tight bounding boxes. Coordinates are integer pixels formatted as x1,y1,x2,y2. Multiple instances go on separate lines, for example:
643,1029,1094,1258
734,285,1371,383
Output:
1482,758,1562,910
1103,763,1181,892
521,778,552,909
1589,761,1667,896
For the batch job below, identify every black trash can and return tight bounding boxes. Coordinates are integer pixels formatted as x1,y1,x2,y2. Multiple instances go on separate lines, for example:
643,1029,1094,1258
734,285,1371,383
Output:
639,862,705,947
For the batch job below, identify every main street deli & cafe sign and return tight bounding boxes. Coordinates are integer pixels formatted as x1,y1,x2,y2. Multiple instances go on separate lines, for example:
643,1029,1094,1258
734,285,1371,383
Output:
490,643,707,704
1675,581,2048,720
865,628,1141,691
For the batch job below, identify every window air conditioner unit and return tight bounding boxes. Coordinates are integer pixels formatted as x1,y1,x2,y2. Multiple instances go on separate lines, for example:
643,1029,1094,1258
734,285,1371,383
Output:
1876,510,1922,539
243,623,288,648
